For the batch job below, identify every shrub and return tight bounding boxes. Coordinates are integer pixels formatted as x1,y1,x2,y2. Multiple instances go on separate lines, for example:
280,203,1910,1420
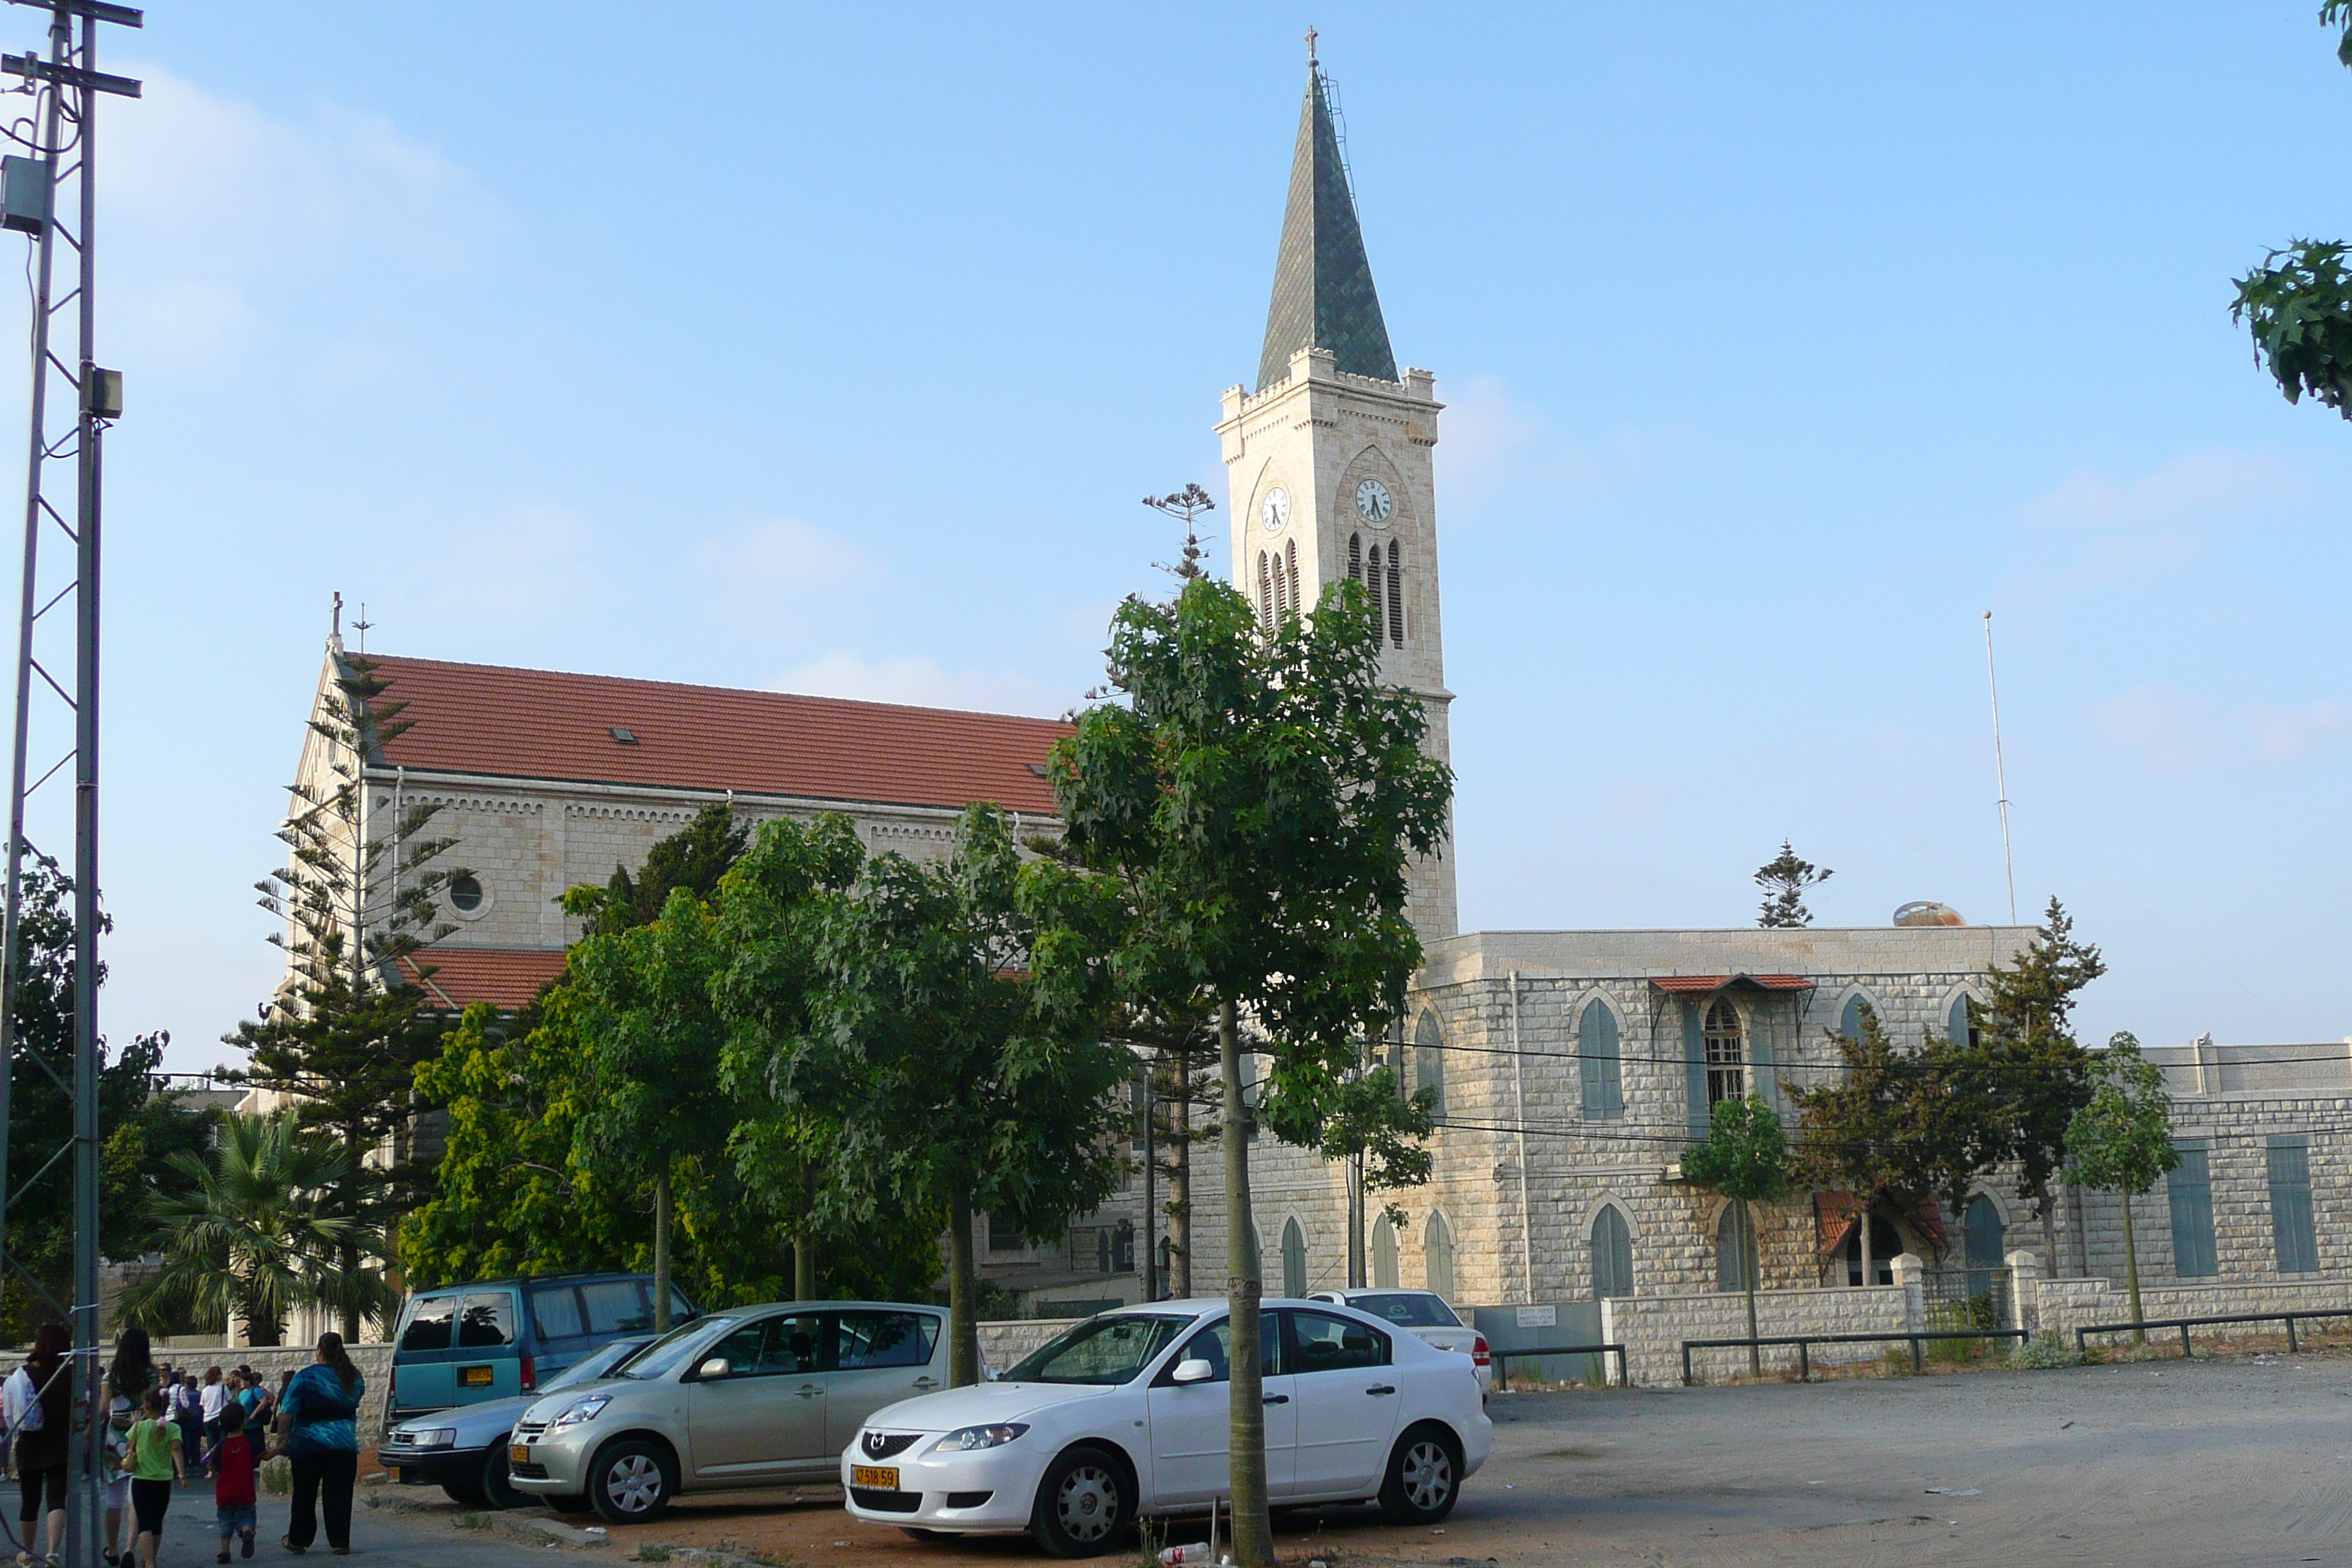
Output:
258,1457,291,1497
2008,1334,2079,1370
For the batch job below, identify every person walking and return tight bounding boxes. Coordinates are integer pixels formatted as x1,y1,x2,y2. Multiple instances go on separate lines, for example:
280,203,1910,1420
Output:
276,1334,363,1556
122,1388,184,1568
101,1327,158,1568
203,1402,257,1564
10,1322,70,1567
196,1367,227,1478
172,1376,203,1479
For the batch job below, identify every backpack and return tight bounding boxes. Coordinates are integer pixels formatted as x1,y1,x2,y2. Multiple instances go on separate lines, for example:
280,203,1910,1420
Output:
4,1366,45,1434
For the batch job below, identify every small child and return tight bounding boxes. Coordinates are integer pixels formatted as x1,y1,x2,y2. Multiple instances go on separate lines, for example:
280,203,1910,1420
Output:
205,1401,257,1563
124,1387,184,1568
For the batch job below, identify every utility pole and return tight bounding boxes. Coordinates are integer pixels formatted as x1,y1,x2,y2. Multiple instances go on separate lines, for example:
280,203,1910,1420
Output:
0,5,140,1565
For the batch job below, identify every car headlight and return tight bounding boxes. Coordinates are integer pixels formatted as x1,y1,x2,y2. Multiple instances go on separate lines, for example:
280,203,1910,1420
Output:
932,1422,1029,1453
411,1428,458,1450
549,1395,612,1431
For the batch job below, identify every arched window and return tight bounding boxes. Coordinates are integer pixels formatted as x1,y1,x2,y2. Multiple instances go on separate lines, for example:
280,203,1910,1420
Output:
1703,999,1745,1109
1286,538,1300,615
1348,532,1362,581
1579,999,1623,1120
1590,1206,1634,1300
1716,1205,1753,1293
1839,995,1871,1044
1367,542,1385,638
1281,1218,1308,1298
1414,1010,1444,1115
1371,1215,1399,1288
1844,1215,1901,1286
1273,553,1288,617
1962,1194,2004,1275
1257,551,1274,630
1424,1212,1455,1303
1386,542,1404,644
1948,995,1978,1050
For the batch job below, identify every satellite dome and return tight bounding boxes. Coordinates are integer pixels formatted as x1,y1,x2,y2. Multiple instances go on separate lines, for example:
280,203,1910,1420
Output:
1893,901,1965,928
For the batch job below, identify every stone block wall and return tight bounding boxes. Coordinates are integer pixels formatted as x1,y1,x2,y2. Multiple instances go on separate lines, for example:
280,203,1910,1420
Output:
1602,1267,1923,1387
976,1319,1080,1374
2031,1276,2352,1342
154,1346,396,1438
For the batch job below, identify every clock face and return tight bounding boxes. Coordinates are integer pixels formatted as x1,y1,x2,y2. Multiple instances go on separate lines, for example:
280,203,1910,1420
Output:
1260,487,1291,534
1355,478,1394,525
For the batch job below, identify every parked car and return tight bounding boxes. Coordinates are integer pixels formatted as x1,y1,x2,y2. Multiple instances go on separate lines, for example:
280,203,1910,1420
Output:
388,1273,698,1421
506,1300,951,1525
382,1335,652,1507
1307,1288,1491,1391
841,1297,1492,1557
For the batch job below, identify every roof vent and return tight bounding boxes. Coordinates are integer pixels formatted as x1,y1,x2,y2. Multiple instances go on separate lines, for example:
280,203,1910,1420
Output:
609,727,638,745
1026,762,1049,778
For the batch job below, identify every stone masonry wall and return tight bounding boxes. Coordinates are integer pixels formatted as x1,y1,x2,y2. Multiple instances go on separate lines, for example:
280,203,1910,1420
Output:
1602,1268,1923,1388
2032,1277,2352,1343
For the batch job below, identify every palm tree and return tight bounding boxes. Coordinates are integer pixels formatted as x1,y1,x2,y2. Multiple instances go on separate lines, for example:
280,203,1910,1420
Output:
121,1112,388,1346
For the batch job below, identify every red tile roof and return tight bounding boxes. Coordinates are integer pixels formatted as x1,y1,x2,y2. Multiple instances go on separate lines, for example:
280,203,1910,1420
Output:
358,654,1070,815
399,948,569,1011
1649,973,1814,993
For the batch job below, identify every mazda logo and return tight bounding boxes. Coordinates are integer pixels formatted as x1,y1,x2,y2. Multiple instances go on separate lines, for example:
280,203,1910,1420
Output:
862,1432,888,1458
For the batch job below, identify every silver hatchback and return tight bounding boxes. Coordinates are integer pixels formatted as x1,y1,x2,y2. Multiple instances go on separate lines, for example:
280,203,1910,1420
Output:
506,1300,951,1524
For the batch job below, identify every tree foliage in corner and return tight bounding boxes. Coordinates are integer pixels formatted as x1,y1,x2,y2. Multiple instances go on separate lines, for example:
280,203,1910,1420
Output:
223,650,463,1339
1754,841,1831,928
1681,1094,1790,1373
2231,5,2352,415
2064,1032,2176,1338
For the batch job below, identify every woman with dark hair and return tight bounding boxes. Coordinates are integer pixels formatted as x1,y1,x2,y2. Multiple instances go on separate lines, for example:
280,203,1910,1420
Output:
10,1322,72,1565
100,1327,158,1567
275,1333,363,1556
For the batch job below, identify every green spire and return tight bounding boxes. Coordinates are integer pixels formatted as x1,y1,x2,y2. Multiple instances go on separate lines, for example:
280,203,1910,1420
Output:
1256,64,1398,391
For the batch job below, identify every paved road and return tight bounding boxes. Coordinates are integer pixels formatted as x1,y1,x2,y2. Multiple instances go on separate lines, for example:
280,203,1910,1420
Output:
48,1485,573,1567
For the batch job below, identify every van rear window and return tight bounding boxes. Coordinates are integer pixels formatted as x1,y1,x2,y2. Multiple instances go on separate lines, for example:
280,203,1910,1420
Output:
458,1292,516,1348
530,1285,586,1340
399,1296,456,1353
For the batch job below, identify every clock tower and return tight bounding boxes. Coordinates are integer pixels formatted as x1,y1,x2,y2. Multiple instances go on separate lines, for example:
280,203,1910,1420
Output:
1215,49,1457,943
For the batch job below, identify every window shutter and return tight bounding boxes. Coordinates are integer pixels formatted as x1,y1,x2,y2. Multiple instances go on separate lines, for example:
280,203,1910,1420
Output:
1580,1000,1622,1120
1683,1000,1708,1139
1386,543,1404,644
1368,543,1384,634
1748,1003,1778,1107
1348,532,1362,581
1286,538,1300,614
2168,1142,2217,1278
2267,1137,2318,1273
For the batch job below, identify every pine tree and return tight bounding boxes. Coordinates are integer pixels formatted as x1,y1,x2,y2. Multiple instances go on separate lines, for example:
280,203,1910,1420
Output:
1969,897,2106,1267
1754,840,1832,927
223,649,464,1340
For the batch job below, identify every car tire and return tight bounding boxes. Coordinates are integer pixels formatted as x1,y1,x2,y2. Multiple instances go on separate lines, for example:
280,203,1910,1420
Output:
1029,1444,1132,1558
1377,1422,1463,1525
481,1444,525,1511
440,1479,490,1508
587,1438,676,1525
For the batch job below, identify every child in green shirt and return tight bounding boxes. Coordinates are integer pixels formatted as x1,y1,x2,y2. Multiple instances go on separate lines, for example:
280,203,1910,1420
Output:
121,1387,184,1568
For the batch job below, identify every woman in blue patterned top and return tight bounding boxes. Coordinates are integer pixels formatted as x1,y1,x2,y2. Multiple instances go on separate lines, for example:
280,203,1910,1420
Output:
274,1333,363,1556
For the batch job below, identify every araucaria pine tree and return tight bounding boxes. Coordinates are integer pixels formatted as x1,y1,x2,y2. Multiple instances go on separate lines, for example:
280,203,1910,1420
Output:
1754,841,1831,927
224,650,466,1339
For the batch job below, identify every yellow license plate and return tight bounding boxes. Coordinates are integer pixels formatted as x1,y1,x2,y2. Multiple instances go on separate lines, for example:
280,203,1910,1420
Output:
852,1466,899,1490
509,1445,529,1466
460,1366,494,1387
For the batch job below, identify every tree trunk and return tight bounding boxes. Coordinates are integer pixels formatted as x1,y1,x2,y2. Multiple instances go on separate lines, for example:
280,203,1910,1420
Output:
796,1160,818,1301
2122,1191,2144,1345
1220,997,1274,1568
339,1232,362,1344
948,1192,979,1387
1859,1199,1874,1288
1169,1049,1192,1300
1743,1199,1762,1377
2038,1180,2059,1276
1348,1152,1366,1289
652,1166,674,1333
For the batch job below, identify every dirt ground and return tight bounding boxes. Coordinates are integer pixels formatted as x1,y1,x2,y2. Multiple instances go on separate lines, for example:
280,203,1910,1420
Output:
374,1348,2352,1567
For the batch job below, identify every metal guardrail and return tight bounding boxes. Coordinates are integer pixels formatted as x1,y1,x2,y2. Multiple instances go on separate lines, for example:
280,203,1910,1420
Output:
2075,1308,2352,1357
1490,1343,1627,1390
1681,1327,2029,1386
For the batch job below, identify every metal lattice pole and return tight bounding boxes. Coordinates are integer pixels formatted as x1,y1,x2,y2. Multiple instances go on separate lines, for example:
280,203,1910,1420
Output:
0,6,140,1564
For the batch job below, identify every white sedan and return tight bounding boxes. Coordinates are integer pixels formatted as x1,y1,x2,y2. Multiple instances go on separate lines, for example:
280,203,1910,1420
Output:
840,1296,1491,1557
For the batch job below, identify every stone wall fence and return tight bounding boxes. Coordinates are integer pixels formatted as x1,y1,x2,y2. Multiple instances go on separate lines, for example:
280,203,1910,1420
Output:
977,1319,1079,1373
2030,1274,2352,1344
1602,1254,1926,1387
148,1343,396,1438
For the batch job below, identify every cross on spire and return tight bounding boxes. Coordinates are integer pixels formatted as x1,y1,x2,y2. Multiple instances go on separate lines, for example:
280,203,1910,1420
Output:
1305,26,1317,64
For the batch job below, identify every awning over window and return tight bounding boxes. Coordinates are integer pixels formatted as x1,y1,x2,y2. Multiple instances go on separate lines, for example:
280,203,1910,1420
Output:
1650,973,1814,994
1812,1191,1949,1262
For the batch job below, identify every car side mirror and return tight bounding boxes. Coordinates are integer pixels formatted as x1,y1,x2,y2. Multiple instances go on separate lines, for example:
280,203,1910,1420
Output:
696,1357,731,1381
1172,1358,1214,1384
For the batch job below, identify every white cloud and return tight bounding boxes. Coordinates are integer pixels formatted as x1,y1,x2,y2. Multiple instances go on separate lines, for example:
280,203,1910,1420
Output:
2093,685,2349,773
2016,449,2308,590
427,502,601,622
1439,374,1543,489
770,651,1066,717
687,518,875,596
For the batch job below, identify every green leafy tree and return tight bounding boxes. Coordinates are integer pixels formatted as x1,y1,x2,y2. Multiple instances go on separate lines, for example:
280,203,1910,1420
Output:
121,1112,382,1346
1789,1004,1937,1284
1681,1095,1791,1373
1053,576,1452,1567
793,805,1132,1387
570,802,750,938
2231,6,2352,414
223,651,463,1338
1969,898,2106,1264
2064,1033,2176,1340
1754,841,1832,928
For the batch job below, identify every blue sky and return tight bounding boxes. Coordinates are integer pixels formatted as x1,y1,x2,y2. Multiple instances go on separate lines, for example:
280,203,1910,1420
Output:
26,2,2351,1069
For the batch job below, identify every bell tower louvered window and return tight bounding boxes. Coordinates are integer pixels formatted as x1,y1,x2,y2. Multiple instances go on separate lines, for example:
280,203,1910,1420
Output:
1348,532,1362,581
1385,543,1403,645
1367,542,1384,637
1286,538,1300,615
1257,551,1274,630
1273,551,1288,617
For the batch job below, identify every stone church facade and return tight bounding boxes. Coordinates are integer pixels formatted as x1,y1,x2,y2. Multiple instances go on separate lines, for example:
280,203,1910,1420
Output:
286,51,2352,1342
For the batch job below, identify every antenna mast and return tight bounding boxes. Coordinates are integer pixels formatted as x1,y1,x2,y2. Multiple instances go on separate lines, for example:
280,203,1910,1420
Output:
1983,610,2017,924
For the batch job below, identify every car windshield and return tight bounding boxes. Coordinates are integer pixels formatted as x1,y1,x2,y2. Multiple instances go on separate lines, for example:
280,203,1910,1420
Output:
1351,1292,1460,1328
1003,1314,1193,1385
542,1338,651,1394
612,1317,737,1382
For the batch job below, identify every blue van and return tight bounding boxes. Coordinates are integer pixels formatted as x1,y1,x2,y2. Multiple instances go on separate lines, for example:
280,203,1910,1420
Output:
388,1273,697,1421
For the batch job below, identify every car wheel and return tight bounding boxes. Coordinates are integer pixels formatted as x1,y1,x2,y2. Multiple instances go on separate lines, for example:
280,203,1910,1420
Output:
440,1479,490,1508
481,1445,525,1511
1030,1444,1131,1558
1377,1423,1463,1525
587,1438,676,1525
900,1528,965,1541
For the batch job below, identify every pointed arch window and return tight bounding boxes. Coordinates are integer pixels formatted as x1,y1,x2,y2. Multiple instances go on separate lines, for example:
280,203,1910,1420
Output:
1948,995,1978,1050
1386,542,1404,645
1348,532,1362,581
1273,553,1288,617
1367,542,1385,637
1716,1204,1754,1292
1423,1212,1456,1303
1839,995,1871,1044
1579,999,1623,1120
1371,1214,1399,1289
1286,538,1300,614
1591,1206,1634,1300
1257,551,1274,630
1281,1218,1307,1297
1703,999,1746,1109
